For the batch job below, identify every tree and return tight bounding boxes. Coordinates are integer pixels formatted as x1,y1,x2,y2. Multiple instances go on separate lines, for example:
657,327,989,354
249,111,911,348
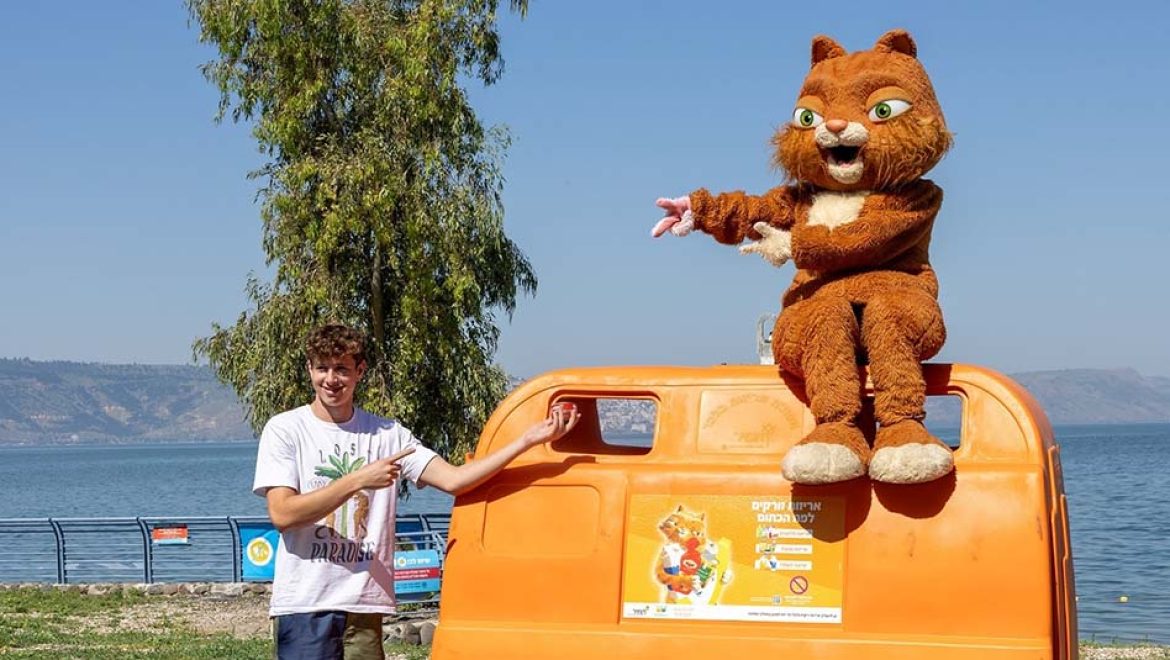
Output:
189,0,535,463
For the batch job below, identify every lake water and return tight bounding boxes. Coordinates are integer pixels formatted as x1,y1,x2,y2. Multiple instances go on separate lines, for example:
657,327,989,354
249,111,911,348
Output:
1,423,1167,642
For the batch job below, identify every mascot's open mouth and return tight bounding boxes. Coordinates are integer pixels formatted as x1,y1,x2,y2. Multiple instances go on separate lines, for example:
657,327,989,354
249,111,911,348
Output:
825,145,861,165
821,145,865,184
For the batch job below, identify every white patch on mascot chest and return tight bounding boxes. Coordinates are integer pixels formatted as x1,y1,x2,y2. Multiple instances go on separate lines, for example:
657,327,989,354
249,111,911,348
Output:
808,191,870,230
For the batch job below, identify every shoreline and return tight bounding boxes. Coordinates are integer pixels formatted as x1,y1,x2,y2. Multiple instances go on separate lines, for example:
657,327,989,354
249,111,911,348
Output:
5,419,1170,449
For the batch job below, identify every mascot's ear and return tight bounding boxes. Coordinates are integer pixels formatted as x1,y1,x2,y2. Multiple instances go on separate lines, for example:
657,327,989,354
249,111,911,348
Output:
811,35,846,66
874,29,918,58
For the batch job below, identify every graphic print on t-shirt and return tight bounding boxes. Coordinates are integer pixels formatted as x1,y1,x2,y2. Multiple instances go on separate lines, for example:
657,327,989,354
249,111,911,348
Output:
312,451,373,554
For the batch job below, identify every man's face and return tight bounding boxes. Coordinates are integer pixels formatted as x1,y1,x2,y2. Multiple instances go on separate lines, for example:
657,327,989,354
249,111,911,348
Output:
307,354,365,410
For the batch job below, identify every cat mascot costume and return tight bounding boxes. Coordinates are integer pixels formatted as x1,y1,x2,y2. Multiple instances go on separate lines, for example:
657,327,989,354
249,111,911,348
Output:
653,30,953,486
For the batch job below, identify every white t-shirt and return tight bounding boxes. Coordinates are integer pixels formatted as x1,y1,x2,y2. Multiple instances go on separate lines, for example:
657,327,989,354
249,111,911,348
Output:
252,405,438,616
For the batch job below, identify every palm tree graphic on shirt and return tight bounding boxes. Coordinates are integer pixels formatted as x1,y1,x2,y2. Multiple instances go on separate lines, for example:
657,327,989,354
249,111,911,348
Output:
313,453,370,541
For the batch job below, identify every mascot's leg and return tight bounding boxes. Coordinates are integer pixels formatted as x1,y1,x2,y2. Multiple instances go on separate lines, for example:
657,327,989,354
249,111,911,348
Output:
773,296,869,484
862,290,953,484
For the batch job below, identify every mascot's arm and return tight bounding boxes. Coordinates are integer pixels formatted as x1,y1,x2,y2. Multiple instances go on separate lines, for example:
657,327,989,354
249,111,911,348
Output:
689,185,798,245
790,180,941,272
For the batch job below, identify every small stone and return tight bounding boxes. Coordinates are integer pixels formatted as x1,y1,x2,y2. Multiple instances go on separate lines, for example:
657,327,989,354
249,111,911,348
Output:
193,584,211,595
145,584,165,596
418,621,436,645
209,582,247,597
88,584,112,596
398,622,421,645
161,583,180,596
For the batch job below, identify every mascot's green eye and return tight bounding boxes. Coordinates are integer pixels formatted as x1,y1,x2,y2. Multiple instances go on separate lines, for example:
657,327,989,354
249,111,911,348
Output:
868,99,911,121
794,107,823,128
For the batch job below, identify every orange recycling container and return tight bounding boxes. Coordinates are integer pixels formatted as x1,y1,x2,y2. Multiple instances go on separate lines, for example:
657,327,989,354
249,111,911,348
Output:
431,363,1077,659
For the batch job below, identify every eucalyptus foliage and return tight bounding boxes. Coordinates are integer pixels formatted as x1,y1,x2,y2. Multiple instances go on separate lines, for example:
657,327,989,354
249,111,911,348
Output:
189,0,535,461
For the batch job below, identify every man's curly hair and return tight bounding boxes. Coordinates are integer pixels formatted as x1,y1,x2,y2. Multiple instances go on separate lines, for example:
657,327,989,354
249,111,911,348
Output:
305,324,367,366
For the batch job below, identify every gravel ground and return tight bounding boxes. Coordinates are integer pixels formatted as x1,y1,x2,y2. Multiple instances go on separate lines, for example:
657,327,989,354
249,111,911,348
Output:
94,594,1170,660
124,594,423,658
81,593,273,639
1081,647,1170,660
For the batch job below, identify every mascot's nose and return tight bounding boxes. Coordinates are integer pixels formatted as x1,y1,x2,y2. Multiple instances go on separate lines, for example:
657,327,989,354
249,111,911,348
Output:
825,119,849,133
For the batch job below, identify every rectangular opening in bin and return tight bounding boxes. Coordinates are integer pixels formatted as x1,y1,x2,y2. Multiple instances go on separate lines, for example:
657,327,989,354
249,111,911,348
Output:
925,394,963,449
858,394,964,449
550,396,657,456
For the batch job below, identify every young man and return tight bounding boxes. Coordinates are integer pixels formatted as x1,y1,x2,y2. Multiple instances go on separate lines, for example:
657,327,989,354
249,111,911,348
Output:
253,324,579,659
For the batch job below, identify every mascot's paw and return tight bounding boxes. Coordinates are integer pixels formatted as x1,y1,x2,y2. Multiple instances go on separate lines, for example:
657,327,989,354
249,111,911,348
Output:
652,196,694,237
869,420,954,484
781,422,869,485
738,222,791,267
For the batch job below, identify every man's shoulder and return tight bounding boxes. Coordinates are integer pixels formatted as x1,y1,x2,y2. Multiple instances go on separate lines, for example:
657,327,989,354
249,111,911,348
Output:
353,407,402,434
262,406,312,434
270,405,311,423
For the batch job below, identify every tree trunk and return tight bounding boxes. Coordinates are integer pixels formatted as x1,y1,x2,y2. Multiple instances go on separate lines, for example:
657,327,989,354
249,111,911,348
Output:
371,240,384,347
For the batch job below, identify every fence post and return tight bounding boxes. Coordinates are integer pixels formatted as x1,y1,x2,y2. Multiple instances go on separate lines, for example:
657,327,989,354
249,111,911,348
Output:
228,517,242,583
48,519,65,584
135,518,153,583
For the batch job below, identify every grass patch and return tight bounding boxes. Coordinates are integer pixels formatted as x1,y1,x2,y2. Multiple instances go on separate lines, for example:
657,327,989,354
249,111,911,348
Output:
0,588,268,659
0,587,435,659
384,641,432,660
0,587,145,616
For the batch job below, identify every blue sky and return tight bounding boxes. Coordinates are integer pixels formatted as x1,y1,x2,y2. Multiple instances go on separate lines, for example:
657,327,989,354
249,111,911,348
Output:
2,1,1168,378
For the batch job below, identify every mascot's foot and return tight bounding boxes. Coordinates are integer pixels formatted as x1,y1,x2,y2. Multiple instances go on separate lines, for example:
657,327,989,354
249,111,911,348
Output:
781,422,869,485
869,420,954,484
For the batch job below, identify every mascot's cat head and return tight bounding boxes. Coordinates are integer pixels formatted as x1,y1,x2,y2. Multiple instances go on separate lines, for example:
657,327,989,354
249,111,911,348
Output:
774,29,951,192
659,505,707,544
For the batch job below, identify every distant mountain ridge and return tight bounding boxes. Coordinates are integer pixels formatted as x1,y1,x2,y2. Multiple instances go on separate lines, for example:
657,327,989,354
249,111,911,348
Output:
1,359,1168,445
923,367,1170,428
0,359,252,444
1012,368,1170,425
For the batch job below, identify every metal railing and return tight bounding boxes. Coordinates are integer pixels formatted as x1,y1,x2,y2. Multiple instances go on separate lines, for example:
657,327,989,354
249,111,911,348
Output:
0,513,451,587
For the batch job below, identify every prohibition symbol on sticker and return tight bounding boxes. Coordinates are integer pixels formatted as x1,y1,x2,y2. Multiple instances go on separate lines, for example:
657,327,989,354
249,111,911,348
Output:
789,575,809,594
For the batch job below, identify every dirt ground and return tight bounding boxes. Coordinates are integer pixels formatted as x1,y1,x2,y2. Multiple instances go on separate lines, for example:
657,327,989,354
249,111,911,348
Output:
82,593,273,639
72,593,1166,660
98,594,430,659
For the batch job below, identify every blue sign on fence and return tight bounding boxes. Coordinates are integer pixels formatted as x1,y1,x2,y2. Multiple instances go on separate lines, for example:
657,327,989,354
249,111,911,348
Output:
394,549,441,595
239,523,279,581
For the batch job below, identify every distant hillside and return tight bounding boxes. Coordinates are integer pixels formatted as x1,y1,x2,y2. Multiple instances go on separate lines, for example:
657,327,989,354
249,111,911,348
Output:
0,359,252,444
1,360,1167,445
1012,368,1170,425
923,367,1170,427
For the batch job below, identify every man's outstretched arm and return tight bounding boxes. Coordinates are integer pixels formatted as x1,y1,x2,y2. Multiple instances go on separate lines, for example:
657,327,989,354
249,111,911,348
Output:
418,407,579,496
